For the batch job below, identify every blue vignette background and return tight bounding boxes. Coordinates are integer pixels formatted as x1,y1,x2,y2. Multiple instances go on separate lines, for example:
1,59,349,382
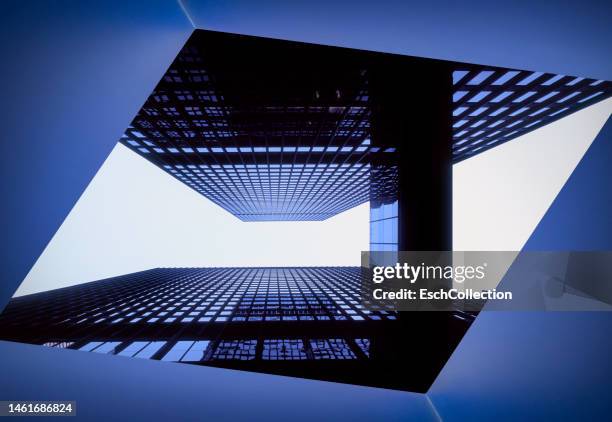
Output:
0,1,610,421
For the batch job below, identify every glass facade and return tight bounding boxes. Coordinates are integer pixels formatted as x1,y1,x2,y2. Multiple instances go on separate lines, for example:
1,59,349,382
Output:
370,200,398,252
0,267,429,390
451,69,610,161
117,30,610,221
369,162,399,255
163,162,371,221
0,268,396,327
2,30,605,392
119,32,377,222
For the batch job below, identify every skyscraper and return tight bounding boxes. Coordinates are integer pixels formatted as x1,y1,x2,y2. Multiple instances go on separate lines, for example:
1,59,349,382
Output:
0,29,609,392
0,267,473,392
118,30,610,247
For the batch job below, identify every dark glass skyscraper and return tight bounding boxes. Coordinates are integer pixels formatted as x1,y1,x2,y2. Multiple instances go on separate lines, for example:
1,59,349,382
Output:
117,29,610,248
0,267,473,392
0,30,609,392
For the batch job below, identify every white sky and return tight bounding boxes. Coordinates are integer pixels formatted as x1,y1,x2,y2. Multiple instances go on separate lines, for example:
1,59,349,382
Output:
453,97,611,251
15,144,370,296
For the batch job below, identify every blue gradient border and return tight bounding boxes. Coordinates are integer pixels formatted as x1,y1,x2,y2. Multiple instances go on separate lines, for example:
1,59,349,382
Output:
1,1,610,421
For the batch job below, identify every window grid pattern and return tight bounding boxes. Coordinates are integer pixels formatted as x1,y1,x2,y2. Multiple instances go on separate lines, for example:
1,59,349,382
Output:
452,69,611,162
163,162,371,221
117,341,166,359
212,340,258,360
43,341,74,349
161,340,208,362
355,338,371,357
310,339,356,360
69,337,370,362
370,200,399,252
118,31,611,224
369,163,399,252
0,268,397,328
119,42,379,221
262,339,308,360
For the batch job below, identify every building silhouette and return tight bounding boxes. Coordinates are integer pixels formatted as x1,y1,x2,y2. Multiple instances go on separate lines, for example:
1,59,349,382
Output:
0,30,609,392
0,267,472,392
